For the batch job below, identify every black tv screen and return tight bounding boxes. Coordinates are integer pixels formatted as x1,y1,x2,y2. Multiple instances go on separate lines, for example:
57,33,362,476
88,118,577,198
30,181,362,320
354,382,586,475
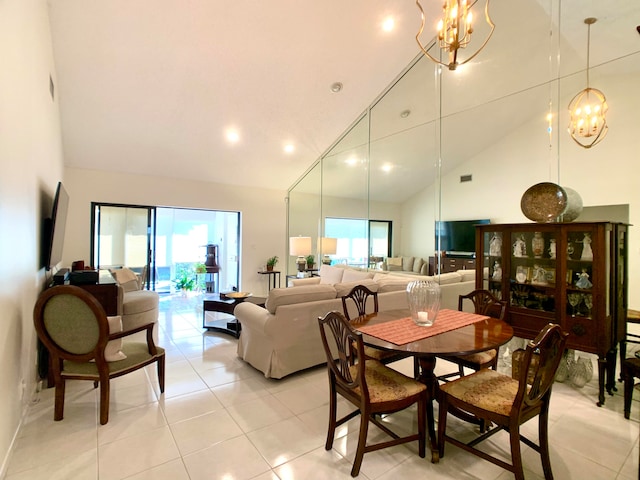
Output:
44,182,70,271
435,219,490,256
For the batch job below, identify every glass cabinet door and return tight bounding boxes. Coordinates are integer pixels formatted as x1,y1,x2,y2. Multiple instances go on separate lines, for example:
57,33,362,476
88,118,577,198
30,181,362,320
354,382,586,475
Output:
509,229,557,314
480,229,504,299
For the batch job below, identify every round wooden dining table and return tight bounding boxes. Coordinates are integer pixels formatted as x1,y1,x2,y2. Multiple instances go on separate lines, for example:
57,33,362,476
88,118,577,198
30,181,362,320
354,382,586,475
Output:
354,308,514,462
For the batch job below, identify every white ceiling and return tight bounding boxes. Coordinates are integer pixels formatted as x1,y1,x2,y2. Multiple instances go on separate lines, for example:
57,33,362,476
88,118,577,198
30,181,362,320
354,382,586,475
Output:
49,1,640,196
49,0,438,191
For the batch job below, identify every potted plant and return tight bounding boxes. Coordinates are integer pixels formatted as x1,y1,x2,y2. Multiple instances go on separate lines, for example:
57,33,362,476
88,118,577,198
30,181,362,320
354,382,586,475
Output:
305,254,315,269
266,255,278,271
174,266,195,294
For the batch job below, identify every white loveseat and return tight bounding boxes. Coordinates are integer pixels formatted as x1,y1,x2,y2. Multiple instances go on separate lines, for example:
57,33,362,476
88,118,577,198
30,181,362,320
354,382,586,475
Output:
235,265,476,378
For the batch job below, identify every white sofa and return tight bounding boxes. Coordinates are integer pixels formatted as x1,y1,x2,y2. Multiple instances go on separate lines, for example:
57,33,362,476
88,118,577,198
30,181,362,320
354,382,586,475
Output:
380,255,430,275
235,264,476,378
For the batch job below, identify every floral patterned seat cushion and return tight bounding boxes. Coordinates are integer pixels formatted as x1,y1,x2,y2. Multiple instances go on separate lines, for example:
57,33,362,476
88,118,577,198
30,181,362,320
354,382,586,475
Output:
455,349,496,365
349,360,426,404
439,369,519,416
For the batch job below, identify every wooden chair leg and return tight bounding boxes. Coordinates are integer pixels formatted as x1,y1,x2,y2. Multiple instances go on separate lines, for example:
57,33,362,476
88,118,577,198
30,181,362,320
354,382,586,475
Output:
539,409,554,480
417,395,426,458
509,428,525,480
99,380,110,425
54,379,65,421
624,368,634,419
157,356,165,393
325,388,337,450
437,395,448,458
351,412,369,477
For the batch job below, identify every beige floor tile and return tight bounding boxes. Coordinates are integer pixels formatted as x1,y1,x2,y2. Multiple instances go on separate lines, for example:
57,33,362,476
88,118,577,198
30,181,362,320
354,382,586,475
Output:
160,389,224,424
97,426,180,480
169,409,243,455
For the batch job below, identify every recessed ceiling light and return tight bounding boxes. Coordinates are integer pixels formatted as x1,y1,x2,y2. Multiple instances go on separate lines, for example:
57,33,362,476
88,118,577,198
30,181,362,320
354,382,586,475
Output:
382,17,395,32
400,109,411,118
330,82,343,93
225,128,240,144
284,144,295,154
381,163,393,173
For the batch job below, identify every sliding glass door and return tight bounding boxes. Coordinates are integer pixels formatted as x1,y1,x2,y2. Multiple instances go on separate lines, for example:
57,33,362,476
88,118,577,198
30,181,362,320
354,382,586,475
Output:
92,204,240,294
92,204,156,288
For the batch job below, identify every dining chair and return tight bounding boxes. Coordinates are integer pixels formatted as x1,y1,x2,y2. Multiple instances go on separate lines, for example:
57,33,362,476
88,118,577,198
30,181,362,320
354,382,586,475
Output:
437,323,569,480
436,289,507,382
33,285,165,425
341,284,406,365
318,311,427,477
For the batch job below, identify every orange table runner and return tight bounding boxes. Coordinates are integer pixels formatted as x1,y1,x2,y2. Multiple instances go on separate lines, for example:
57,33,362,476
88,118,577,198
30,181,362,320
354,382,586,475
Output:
356,309,489,346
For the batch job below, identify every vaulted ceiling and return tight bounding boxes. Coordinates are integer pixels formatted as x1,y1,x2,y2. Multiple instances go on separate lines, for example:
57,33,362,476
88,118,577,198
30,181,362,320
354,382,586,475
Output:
49,1,640,197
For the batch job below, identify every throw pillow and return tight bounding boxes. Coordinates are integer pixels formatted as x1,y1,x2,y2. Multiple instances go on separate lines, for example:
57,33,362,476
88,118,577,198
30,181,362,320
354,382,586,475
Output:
386,257,402,266
110,267,140,292
341,269,374,283
318,264,345,285
105,316,127,362
412,258,424,274
402,256,414,272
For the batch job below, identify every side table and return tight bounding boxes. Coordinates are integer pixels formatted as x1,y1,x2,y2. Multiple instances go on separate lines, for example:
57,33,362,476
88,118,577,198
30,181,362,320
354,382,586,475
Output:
203,293,266,338
257,270,280,291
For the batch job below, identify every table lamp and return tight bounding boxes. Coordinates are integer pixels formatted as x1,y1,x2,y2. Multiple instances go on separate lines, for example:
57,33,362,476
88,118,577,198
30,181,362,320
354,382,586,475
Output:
320,237,337,265
289,236,311,277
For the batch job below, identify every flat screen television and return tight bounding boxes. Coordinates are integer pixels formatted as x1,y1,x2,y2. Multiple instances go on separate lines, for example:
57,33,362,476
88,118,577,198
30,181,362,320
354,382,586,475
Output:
435,219,490,257
44,181,70,271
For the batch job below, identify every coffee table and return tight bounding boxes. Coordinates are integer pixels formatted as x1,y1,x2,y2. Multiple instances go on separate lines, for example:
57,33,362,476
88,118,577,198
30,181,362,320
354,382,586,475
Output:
202,293,266,338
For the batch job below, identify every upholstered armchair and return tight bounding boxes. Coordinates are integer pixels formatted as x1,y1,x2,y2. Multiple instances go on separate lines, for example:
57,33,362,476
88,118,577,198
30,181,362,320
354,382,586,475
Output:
33,285,165,425
111,267,160,343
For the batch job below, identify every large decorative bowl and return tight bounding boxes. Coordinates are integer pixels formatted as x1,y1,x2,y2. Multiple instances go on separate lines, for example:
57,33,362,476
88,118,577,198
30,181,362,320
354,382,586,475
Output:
520,182,568,223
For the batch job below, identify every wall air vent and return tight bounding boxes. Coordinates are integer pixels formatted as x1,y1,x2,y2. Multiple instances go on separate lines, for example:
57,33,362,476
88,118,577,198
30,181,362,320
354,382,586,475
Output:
460,174,472,183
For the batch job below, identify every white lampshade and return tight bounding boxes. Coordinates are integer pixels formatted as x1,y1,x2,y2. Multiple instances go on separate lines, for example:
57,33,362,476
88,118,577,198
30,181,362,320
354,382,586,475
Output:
320,237,337,255
289,236,312,257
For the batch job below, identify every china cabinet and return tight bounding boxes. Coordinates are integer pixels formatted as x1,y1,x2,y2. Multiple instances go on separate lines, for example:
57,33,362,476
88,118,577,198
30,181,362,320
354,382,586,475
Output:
475,222,628,406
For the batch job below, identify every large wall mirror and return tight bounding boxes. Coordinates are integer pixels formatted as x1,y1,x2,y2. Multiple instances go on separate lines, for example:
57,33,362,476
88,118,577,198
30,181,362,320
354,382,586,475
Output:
287,0,639,296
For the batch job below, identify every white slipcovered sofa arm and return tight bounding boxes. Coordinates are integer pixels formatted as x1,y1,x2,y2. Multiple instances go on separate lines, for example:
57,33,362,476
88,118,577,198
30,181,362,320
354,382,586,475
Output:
290,277,321,287
234,302,271,334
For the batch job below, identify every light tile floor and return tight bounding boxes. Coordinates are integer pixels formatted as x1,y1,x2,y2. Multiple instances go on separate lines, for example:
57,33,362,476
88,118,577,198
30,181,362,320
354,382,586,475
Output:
5,294,640,479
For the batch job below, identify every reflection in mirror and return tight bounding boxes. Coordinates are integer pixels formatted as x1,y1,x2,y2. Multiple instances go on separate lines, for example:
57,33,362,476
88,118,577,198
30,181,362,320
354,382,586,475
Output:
287,162,321,274
320,114,369,266
288,0,639,295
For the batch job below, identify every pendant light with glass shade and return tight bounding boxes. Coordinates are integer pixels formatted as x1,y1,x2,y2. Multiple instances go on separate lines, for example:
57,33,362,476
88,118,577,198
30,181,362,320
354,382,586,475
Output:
568,18,608,149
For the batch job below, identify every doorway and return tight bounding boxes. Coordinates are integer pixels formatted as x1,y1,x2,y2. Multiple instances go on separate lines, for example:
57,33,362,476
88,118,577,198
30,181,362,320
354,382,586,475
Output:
91,203,240,294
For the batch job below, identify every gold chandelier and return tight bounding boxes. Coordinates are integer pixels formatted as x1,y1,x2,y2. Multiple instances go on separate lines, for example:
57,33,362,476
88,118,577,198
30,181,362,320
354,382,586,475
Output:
415,0,495,71
568,18,608,149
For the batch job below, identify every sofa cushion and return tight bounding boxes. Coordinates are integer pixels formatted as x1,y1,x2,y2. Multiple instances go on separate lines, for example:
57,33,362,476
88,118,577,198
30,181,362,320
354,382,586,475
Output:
335,278,379,297
342,269,374,283
375,274,412,293
412,258,424,274
265,284,337,314
458,269,476,282
402,256,415,272
318,264,345,285
122,290,159,315
435,272,463,285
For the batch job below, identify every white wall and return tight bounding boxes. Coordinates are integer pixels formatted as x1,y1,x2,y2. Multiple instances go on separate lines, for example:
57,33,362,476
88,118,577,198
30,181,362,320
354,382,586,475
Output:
63,168,287,297
0,0,64,474
401,71,640,309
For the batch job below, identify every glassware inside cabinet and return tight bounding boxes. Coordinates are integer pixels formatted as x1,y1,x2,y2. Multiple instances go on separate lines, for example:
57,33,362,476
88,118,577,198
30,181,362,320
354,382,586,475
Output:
482,231,502,298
